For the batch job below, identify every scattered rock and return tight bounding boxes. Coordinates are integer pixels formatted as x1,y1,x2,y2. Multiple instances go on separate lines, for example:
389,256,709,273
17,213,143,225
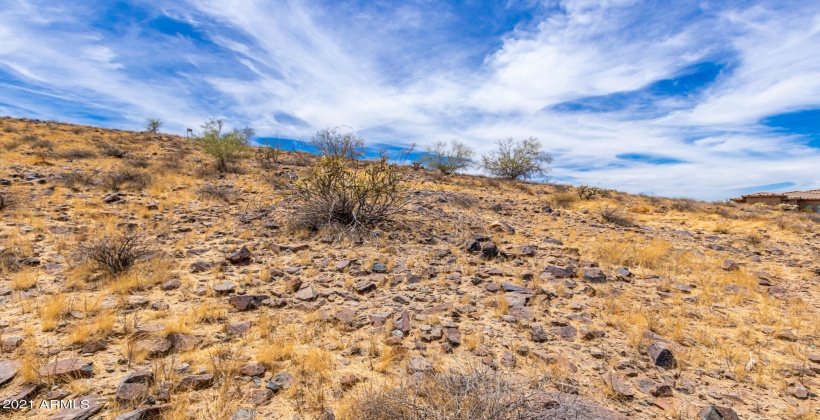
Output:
697,405,739,420
113,404,172,420
0,360,20,386
49,394,103,420
38,358,93,379
239,362,267,377
294,283,318,301
229,295,266,311
116,370,154,403
481,242,499,259
647,341,676,369
581,268,606,283
176,374,214,390
489,221,515,234
246,389,273,406
531,324,547,343
226,321,252,336
407,355,433,373
339,373,361,389
721,260,739,271
227,247,252,265
214,281,236,295
266,371,295,392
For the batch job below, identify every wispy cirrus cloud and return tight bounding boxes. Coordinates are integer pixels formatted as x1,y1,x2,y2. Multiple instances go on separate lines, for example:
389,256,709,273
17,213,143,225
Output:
0,0,818,200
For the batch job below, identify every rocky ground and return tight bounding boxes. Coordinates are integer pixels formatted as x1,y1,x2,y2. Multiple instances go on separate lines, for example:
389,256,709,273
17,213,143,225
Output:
0,116,818,419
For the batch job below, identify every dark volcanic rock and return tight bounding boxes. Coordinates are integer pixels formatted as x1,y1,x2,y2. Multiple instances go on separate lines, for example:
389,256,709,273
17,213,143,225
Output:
38,358,93,379
647,342,676,369
0,360,20,386
176,374,214,390
698,406,739,420
227,247,252,265
229,295,266,311
266,371,295,392
49,394,103,420
116,370,154,403
481,242,499,259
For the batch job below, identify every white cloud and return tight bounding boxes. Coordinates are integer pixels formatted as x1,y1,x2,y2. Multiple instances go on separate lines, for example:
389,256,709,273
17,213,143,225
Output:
0,0,819,199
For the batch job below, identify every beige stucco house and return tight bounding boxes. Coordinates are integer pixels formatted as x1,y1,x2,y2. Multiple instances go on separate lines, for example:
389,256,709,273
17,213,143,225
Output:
733,189,820,212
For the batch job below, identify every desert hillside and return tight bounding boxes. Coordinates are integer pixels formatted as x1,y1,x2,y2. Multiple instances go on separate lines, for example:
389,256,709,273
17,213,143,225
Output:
0,116,818,419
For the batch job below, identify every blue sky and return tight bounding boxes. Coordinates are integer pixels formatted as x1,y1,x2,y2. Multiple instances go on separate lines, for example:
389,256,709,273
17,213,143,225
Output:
1,0,819,200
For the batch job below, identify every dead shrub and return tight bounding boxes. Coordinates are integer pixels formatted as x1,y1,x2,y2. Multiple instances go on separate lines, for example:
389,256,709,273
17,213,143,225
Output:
599,207,633,227
77,230,153,275
100,142,128,158
343,366,555,419
0,190,12,212
669,198,698,212
197,184,236,203
101,169,151,191
438,192,477,209
60,148,97,160
551,192,577,209
292,156,406,232
62,171,97,189
3,139,22,150
125,157,150,168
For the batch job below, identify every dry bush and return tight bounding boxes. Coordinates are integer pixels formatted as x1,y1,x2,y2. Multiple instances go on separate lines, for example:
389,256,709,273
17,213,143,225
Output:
101,168,151,191
599,207,633,227
125,156,151,168
3,138,23,150
77,230,153,275
196,184,236,203
551,192,577,209
310,127,365,160
669,198,699,212
62,171,97,189
293,156,406,232
100,142,128,158
438,192,477,209
0,190,13,212
60,148,97,160
342,366,555,420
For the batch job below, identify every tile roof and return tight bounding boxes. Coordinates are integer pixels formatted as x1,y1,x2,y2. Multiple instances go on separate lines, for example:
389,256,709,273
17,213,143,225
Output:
740,189,820,200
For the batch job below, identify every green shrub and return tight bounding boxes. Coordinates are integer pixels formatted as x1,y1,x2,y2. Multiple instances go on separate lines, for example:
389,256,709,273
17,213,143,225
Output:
293,155,405,231
480,137,551,180
145,118,163,133
198,118,251,172
423,140,475,174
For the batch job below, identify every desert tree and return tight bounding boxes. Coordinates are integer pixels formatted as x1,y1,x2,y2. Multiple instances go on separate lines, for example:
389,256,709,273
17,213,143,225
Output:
145,118,163,133
198,118,252,172
423,139,475,174
310,127,365,160
481,137,552,180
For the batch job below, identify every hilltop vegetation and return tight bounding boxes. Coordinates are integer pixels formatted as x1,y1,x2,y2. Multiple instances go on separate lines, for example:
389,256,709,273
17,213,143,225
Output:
0,116,818,419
